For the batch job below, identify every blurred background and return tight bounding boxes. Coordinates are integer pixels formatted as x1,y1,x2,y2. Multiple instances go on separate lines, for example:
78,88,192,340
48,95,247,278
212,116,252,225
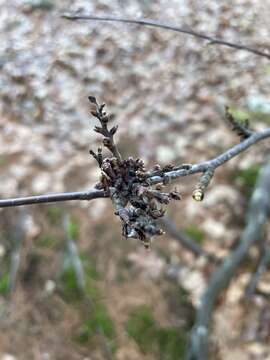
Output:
0,0,270,359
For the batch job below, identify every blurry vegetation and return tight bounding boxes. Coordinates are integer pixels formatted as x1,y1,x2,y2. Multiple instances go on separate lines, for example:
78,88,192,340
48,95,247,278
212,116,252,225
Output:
67,216,80,241
76,302,116,348
46,206,63,225
0,272,9,295
229,107,270,125
26,0,54,11
36,234,59,249
60,255,116,351
60,255,98,302
60,266,85,302
126,305,186,359
0,155,7,167
228,107,250,123
126,305,156,353
233,164,260,196
118,135,139,159
184,225,204,244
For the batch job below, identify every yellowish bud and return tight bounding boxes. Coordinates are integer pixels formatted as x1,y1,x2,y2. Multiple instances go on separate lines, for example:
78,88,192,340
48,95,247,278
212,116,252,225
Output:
192,189,204,201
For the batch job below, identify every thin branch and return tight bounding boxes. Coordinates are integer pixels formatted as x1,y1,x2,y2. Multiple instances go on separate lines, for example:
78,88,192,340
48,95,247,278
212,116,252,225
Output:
160,217,219,263
148,127,270,184
0,127,269,208
185,158,270,360
0,189,108,208
62,14,270,61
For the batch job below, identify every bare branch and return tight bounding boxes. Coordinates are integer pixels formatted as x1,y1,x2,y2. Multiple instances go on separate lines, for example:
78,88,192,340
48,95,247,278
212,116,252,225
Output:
0,189,108,208
62,14,270,61
148,127,270,185
160,217,219,263
0,127,269,209
186,159,270,360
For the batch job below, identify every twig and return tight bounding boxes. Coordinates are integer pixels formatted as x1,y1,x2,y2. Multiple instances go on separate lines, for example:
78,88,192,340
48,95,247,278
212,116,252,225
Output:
0,189,107,208
62,14,270,61
185,159,270,360
160,217,219,263
148,127,270,185
88,96,122,161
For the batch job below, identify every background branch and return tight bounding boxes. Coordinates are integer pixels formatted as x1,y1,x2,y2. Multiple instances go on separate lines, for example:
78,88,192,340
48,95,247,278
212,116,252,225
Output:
185,158,270,360
244,242,270,298
62,15,270,61
8,209,28,294
63,214,86,293
160,217,219,263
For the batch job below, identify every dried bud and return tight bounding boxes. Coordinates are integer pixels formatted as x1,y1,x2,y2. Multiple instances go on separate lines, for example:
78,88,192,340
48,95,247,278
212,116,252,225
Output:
88,96,97,104
100,172,110,189
134,208,144,217
163,175,171,185
94,182,104,190
135,171,145,179
150,209,166,219
136,159,145,168
136,185,147,197
170,191,181,200
94,126,104,134
100,104,106,113
127,228,139,239
109,125,118,136
162,164,174,172
101,115,108,123
103,138,111,147
110,157,118,167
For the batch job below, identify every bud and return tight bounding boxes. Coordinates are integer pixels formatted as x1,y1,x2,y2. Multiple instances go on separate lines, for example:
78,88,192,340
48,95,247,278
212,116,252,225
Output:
192,189,204,201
